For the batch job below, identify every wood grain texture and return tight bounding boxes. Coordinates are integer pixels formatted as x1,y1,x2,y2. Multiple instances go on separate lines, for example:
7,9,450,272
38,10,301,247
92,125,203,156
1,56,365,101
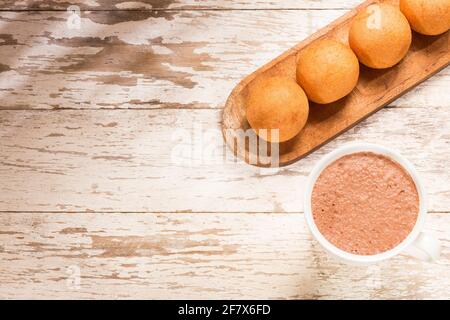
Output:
0,0,449,300
0,0,363,10
222,0,450,167
0,211,448,299
0,107,449,213
0,10,448,110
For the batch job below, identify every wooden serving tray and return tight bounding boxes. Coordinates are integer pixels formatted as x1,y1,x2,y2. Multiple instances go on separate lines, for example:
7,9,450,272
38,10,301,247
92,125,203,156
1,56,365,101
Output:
222,0,450,167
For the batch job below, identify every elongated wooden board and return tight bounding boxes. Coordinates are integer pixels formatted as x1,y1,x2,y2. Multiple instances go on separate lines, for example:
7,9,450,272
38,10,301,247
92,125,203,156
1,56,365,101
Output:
222,0,450,167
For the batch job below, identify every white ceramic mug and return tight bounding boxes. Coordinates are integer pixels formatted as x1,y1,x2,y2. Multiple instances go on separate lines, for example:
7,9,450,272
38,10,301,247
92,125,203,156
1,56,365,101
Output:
304,143,441,264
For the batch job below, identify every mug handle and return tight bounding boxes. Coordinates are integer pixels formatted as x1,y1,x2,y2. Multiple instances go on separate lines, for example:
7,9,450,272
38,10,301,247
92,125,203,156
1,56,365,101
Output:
402,233,441,261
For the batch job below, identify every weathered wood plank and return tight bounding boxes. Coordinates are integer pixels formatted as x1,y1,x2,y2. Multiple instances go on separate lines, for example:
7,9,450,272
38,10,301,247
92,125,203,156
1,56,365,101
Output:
0,107,449,213
0,211,448,299
0,0,363,10
0,10,448,110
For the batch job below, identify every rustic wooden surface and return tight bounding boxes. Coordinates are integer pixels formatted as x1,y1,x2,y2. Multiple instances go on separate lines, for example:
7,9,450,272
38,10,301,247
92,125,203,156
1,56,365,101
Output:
0,0,449,299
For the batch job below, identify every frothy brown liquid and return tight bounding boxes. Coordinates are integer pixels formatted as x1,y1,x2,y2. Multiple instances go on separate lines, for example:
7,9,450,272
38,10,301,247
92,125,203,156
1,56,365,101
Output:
312,152,419,256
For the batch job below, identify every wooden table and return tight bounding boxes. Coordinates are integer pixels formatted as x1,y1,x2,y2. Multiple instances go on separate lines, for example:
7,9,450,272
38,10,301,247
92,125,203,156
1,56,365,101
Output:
0,0,448,299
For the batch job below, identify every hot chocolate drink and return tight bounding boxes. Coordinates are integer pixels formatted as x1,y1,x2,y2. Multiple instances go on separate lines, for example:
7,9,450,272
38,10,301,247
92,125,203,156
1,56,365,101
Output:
311,152,419,256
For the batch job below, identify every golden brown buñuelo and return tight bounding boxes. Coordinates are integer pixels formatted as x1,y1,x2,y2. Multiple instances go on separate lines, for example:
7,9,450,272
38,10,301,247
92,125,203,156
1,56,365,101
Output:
400,0,450,36
296,39,360,104
246,76,309,143
349,3,412,69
